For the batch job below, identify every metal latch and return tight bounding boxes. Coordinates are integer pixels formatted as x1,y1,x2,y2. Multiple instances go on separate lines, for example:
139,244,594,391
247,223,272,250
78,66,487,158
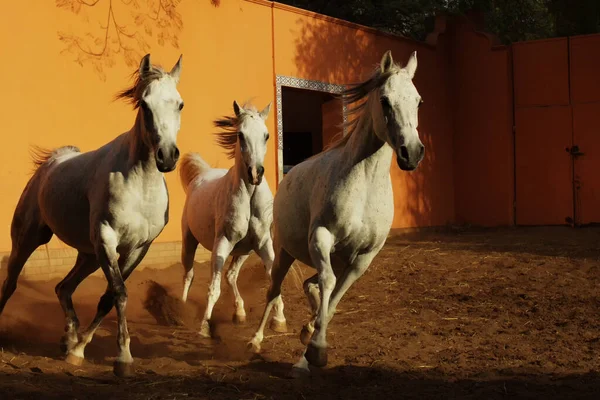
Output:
566,145,584,156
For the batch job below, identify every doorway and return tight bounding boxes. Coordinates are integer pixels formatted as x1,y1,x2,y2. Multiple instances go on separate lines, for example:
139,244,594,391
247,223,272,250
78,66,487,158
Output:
274,76,346,183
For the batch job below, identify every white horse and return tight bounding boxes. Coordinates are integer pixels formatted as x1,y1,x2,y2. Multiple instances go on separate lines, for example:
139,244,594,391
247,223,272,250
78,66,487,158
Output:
0,54,184,377
247,50,424,376
178,101,287,338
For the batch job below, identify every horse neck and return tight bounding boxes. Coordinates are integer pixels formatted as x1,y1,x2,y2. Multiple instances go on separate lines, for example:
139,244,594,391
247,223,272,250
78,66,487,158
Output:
341,97,393,176
125,111,160,176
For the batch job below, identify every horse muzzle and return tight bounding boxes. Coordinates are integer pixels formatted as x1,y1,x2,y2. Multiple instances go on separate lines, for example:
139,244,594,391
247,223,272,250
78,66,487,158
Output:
248,165,265,185
156,145,180,173
396,143,425,172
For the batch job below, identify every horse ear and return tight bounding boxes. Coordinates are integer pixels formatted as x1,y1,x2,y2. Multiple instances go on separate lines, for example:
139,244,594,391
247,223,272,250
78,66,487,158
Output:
405,51,417,79
380,50,394,73
233,100,243,117
259,102,272,120
170,54,183,83
139,54,151,76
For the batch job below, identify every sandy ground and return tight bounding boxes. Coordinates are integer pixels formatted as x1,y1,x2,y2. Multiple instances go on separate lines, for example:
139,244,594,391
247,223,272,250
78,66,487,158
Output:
1,226,600,399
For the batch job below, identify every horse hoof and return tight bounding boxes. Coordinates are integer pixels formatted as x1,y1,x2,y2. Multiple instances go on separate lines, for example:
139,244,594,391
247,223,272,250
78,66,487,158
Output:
288,365,311,379
300,326,313,345
270,318,287,333
232,313,246,325
305,343,327,367
113,361,135,378
199,321,211,338
65,353,84,367
246,340,261,354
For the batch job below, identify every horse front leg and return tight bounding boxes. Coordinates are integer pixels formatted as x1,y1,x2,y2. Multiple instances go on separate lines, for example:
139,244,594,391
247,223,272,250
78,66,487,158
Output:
291,250,379,378
293,227,335,375
92,224,133,377
200,236,234,338
66,285,114,366
225,254,250,324
256,237,287,333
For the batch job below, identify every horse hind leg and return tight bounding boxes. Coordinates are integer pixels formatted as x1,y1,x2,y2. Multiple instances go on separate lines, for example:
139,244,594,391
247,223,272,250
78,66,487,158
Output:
247,244,294,353
67,245,148,374
181,224,198,303
0,213,53,316
300,273,320,345
55,252,98,356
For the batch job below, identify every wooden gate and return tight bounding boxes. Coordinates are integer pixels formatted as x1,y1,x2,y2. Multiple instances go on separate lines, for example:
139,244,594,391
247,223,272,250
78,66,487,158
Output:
570,35,600,225
512,38,573,225
513,35,600,226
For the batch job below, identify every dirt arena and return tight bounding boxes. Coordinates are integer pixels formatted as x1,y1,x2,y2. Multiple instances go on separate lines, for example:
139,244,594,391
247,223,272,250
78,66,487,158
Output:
1,227,600,399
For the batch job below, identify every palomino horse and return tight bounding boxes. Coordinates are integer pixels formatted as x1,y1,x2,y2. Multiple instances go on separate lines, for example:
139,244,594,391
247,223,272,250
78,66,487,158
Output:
0,54,184,377
247,50,424,376
178,101,287,338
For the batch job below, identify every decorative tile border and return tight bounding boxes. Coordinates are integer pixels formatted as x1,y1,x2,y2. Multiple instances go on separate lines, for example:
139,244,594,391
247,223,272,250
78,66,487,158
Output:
275,75,347,182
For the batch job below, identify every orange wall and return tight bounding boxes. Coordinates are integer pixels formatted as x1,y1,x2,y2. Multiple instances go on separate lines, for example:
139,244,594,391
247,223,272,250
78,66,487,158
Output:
450,18,515,226
0,0,277,252
0,1,525,255
273,4,456,229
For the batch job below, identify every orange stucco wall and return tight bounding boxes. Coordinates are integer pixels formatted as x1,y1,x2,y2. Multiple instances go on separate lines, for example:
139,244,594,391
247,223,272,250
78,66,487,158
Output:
0,0,277,252
449,19,515,226
1,1,529,256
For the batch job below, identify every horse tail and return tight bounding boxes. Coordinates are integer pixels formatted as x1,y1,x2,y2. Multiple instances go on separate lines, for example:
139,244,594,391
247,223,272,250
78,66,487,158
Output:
30,145,81,173
179,152,211,194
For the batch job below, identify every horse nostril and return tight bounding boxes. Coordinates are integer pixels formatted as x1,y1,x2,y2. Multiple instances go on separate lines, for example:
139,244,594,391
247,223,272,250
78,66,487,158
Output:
400,145,409,161
419,145,425,158
257,166,264,176
173,147,180,162
156,148,164,163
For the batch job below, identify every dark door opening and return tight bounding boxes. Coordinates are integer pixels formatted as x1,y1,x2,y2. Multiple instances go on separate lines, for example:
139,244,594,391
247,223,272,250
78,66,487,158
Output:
281,86,343,174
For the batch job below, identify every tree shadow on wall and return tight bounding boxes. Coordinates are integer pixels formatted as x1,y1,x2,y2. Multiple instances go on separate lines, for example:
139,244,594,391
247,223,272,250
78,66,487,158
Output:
292,17,384,84
56,0,219,81
292,17,452,227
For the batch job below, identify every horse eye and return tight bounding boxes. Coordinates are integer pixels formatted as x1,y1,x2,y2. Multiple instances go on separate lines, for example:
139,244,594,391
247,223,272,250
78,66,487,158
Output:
179,102,184,111
265,133,270,141
380,96,391,108
238,132,245,141
418,99,424,107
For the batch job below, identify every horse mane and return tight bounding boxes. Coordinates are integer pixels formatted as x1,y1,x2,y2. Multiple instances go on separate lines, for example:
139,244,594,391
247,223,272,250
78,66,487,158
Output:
321,62,401,154
114,64,167,109
213,103,260,160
